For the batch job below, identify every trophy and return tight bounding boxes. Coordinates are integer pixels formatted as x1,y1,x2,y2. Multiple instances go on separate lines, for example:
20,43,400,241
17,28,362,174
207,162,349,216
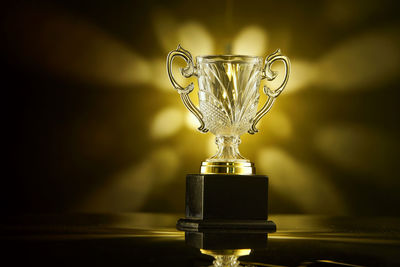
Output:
167,45,290,230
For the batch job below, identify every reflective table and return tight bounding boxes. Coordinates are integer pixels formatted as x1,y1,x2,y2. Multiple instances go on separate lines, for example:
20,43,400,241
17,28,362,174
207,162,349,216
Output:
1,213,399,266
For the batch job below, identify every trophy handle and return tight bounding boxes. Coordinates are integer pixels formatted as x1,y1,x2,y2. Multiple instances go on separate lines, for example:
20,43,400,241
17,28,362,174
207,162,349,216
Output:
166,45,208,133
248,49,291,134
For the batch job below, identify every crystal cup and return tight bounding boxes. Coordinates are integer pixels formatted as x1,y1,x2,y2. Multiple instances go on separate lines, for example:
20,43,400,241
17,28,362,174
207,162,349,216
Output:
167,45,290,175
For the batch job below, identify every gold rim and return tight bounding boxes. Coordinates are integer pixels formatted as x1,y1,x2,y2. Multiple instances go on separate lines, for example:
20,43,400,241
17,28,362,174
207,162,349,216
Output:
200,161,255,175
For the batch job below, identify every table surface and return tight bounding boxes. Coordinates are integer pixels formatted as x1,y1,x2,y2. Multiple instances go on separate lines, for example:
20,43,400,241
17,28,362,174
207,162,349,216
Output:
1,213,399,266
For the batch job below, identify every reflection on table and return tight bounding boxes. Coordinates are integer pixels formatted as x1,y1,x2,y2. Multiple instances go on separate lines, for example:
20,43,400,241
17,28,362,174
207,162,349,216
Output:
1,213,399,266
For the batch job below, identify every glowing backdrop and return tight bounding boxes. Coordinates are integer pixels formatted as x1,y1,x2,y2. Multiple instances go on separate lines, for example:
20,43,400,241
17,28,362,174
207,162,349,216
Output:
2,0,400,215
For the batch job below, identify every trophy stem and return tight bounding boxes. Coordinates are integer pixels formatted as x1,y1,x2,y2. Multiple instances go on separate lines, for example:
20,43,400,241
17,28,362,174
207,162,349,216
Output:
200,135,255,175
210,135,247,162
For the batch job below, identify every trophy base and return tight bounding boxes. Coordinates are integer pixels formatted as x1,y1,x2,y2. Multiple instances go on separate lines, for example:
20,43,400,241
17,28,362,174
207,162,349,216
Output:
177,174,275,231
200,161,255,175
177,218,276,231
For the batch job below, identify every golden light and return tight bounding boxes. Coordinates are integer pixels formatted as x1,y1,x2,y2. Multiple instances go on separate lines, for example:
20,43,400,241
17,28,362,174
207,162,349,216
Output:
149,147,180,185
177,22,214,56
257,147,347,214
151,9,215,57
5,0,399,217
318,28,400,90
185,112,201,130
79,147,180,212
232,26,268,56
150,58,176,92
276,28,400,94
285,60,317,94
314,124,397,179
151,8,178,53
263,111,292,139
150,107,184,139
79,161,155,212
323,0,379,26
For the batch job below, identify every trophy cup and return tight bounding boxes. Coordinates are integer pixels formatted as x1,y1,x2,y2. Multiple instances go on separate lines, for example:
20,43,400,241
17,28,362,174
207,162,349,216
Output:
167,45,290,230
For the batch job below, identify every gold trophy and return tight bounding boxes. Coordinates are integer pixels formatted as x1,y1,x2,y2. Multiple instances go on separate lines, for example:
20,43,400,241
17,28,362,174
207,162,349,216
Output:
167,45,290,230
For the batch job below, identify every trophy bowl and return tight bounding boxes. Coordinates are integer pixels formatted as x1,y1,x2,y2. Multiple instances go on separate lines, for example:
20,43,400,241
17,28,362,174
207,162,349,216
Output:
167,45,290,175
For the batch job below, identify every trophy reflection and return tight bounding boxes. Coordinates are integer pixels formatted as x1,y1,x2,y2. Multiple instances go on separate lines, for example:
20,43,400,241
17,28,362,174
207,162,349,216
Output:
167,45,290,230
185,230,269,267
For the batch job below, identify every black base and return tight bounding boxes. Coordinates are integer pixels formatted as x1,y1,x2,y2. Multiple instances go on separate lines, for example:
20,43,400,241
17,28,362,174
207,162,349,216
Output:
177,218,276,231
178,174,275,231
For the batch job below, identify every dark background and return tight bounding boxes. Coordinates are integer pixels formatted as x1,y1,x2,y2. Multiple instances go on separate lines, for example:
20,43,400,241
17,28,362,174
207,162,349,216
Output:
2,0,400,216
